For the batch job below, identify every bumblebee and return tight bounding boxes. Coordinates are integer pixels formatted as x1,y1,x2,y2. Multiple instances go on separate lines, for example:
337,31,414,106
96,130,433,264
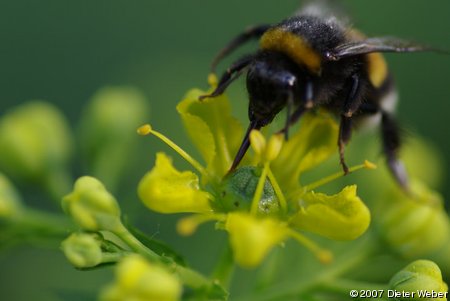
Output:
200,2,434,189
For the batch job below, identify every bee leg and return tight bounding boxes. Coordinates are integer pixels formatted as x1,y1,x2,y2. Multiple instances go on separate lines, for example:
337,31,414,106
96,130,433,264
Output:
381,111,409,190
359,102,409,190
338,115,352,174
199,55,254,100
339,74,363,174
279,80,314,137
283,90,295,140
343,74,363,116
211,24,271,71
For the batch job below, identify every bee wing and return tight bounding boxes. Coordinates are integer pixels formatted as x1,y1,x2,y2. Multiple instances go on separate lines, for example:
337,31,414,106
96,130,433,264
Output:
326,37,438,60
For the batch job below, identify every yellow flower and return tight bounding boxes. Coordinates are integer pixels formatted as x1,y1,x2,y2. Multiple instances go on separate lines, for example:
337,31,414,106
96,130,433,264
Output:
100,254,182,301
138,78,372,267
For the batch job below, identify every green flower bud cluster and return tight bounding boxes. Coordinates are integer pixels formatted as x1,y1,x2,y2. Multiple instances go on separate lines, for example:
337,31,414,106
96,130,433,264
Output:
0,101,73,198
378,180,450,258
389,260,448,301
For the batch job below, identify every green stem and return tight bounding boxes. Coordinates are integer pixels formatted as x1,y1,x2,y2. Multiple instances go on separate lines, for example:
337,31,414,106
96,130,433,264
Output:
113,222,160,261
113,222,215,291
43,169,73,203
101,252,128,264
211,242,235,289
15,207,74,236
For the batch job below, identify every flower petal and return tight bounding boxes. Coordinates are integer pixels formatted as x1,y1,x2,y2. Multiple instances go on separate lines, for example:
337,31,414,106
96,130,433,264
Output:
291,185,370,240
177,89,244,178
138,153,213,213
225,212,288,268
271,112,338,191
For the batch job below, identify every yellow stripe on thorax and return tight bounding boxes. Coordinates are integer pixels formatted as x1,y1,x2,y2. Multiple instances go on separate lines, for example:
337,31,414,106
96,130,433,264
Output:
367,52,388,88
260,28,322,75
347,29,388,88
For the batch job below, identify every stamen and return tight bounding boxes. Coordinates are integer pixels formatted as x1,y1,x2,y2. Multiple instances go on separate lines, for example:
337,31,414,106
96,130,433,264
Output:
208,73,218,87
267,168,288,214
288,229,333,264
302,160,377,192
137,123,210,178
177,214,226,236
249,130,266,156
250,162,270,215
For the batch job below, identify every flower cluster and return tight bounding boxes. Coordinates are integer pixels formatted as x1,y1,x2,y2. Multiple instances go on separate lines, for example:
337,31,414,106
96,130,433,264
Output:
137,76,373,268
1,80,448,301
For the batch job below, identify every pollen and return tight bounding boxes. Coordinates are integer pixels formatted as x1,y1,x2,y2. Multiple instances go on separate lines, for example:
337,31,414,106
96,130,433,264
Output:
137,124,152,136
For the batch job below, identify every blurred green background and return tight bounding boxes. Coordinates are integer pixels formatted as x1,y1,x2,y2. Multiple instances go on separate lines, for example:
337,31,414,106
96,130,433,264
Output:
1,1,449,300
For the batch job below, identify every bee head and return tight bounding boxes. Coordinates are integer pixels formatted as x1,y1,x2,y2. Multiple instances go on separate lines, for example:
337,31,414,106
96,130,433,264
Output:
246,52,301,125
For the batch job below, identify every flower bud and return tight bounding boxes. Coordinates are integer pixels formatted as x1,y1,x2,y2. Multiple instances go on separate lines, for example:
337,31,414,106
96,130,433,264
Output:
78,87,150,190
378,180,449,258
0,101,72,181
0,173,23,219
219,166,279,215
100,254,182,301
389,260,448,300
61,232,102,268
62,176,121,231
